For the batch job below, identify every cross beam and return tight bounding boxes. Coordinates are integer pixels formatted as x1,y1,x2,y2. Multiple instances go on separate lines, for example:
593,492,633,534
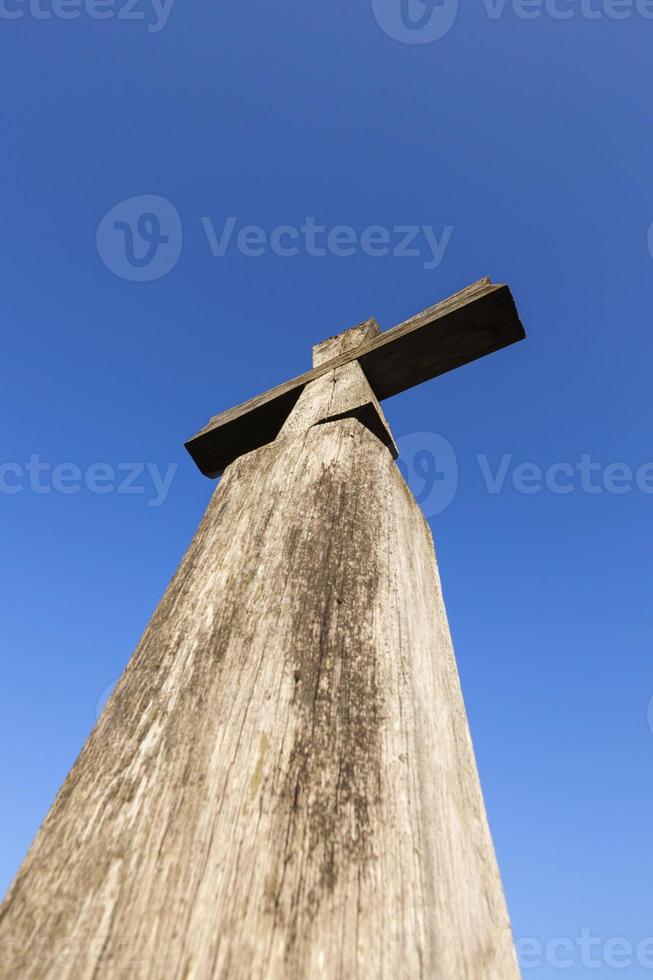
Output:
186,277,525,477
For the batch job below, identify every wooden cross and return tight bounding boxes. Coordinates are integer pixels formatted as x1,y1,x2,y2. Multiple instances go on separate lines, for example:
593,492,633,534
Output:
186,277,525,476
0,277,526,979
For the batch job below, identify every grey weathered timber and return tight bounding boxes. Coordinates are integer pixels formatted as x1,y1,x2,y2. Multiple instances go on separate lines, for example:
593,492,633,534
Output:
0,285,523,979
186,278,525,476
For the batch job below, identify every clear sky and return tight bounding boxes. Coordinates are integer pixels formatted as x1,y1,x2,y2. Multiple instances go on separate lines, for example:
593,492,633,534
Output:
1,2,652,975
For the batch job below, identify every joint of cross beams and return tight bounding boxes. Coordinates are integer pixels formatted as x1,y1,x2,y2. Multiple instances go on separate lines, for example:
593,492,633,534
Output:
185,279,525,477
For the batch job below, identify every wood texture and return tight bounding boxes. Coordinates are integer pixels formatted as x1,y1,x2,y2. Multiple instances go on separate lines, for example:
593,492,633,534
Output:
312,318,380,367
0,364,518,978
185,279,525,476
279,359,398,458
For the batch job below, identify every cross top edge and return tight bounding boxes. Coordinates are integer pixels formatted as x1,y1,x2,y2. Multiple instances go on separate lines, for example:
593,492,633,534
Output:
312,318,380,368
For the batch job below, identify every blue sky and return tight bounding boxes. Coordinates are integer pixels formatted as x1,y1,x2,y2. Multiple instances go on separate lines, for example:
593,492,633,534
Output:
1,1,652,974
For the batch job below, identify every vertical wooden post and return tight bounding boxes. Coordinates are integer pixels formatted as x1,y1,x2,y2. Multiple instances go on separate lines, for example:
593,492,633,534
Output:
0,322,519,979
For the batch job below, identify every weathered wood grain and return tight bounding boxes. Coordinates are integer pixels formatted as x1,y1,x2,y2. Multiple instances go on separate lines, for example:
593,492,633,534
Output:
0,390,518,978
312,318,380,367
279,359,398,458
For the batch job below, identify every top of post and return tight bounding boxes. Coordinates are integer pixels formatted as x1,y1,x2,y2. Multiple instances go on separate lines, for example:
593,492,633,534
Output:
312,318,380,367
186,278,526,477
